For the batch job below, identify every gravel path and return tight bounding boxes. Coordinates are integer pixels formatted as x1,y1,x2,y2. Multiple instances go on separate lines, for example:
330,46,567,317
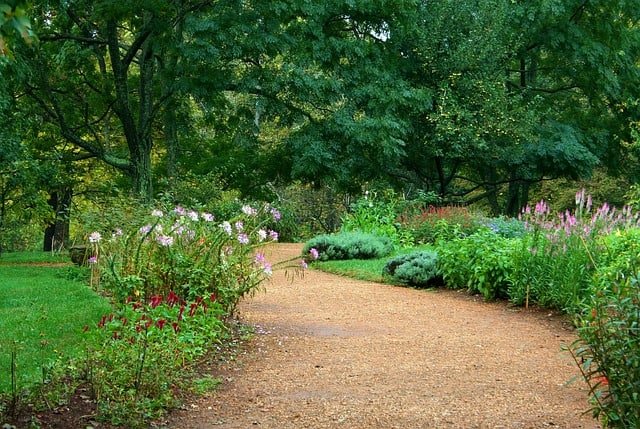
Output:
166,243,600,428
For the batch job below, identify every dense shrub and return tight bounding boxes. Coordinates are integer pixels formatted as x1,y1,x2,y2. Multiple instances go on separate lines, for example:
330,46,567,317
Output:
436,230,517,300
398,205,482,244
270,183,349,241
480,216,526,238
567,228,640,428
382,250,439,287
303,232,393,261
341,191,413,248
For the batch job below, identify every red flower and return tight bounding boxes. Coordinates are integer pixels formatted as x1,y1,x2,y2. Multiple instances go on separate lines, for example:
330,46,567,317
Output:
167,291,180,307
97,315,107,328
178,304,185,321
189,302,198,317
594,375,609,386
82,325,89,332
112,331,120,340
156,319,167,330
172,322,180,333
209,293,217,302
150,295,163,308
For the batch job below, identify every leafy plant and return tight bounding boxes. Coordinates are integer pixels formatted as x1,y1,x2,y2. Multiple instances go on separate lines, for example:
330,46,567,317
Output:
436,230,516,300
302,232,393,261
382,250,440,287
569,269,640,428
398,205,482,244
341,191,413,248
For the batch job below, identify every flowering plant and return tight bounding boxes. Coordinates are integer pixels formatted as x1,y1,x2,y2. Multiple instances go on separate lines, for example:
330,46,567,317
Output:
87,204,291,314
81,202,305,425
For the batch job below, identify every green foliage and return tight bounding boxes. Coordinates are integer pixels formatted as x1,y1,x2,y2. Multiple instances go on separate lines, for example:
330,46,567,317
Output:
303,232,393,261
569,238,640,428
84,293,226,426
436,230,516,300
341,191,413,248
76,202,300,426
270,183,348,241
480,216,527,238
90,203,283,313
382,250,439,287
398,206,481,244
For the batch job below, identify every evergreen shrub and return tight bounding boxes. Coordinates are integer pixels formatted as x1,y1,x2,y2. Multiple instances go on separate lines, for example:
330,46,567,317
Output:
382,250,440,287
303,232,393,261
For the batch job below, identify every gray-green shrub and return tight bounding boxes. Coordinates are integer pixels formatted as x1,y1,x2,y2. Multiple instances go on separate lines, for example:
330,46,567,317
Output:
382,250,439,287
303,232,393,261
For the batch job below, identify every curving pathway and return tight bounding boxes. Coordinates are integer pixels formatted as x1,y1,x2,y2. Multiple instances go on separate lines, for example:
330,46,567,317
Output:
165,243,600,429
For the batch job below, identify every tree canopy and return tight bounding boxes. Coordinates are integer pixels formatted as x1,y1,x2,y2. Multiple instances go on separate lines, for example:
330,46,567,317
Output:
1,0,638,217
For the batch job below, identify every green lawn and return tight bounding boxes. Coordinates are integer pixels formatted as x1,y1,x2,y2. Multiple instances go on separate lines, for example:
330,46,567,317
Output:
0,252,111,393
312,244,434,284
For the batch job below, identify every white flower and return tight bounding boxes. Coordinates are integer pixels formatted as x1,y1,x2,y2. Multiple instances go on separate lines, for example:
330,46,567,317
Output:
202,212,214,222
220,221,232,235
151,209,164,217
257,229,267,242
242,205,257,216
88,232,102,243
187,210,199,221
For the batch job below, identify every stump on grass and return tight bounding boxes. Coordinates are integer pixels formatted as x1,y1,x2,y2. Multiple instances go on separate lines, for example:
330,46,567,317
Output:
69,245,88,266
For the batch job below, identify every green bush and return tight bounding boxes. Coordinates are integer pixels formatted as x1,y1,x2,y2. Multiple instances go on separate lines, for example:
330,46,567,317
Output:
382,250,439,287
567,228,640,428
302,232,393,261
480,216,526,238
436,230,516,300
341,191,413,248
398,205,482,244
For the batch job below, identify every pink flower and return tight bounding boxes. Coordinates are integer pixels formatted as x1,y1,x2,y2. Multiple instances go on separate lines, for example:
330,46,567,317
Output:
174,205,186,215
187,210,199,221
269,230,279,241
238,233,250,245
156,235,174,246
255,252,266,264
139,224,152,234
300,259,308,269
263,262,273,275
270,208,282,221
309,248,319,260
88,256,98,264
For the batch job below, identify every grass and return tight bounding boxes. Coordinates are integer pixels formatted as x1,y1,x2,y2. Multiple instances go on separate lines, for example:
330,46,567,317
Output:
0,252,111,393
312,244,434,284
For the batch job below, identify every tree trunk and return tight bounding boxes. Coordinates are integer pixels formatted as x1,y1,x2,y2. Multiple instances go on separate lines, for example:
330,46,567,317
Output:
43,187,72,251
132,144,153,201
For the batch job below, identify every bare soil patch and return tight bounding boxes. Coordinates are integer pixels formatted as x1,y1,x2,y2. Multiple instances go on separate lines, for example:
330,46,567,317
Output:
164,243,599,429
